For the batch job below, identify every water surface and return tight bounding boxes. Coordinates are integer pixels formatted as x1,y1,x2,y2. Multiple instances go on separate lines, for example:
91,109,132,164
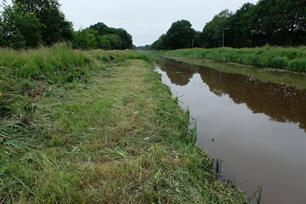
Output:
155,59,306,204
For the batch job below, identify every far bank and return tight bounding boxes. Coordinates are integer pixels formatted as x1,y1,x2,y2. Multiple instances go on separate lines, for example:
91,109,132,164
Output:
152,47,306,89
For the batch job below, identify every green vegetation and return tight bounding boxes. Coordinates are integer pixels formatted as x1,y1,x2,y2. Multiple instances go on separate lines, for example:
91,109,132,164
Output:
0,0,73,48
161,47,306,72
72,23,133,50
1,0,303,202
0,46,246,203
151,0,305,49
151,20,201,50
0,1,133,50
199,0,306,48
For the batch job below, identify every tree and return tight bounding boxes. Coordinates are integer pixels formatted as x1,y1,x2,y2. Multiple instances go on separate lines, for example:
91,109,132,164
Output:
253,0,306,46
13,0,73,45
0,0,72,48
98,34,122,50
89,23,109,35
226,3,257,47
151,34,167,50
165,20,196,49
72,29,97,49
193,31,202,48
200,10,232,48
90,23,133,49
73,22,133,50
115,28,133,49
0,4,42,48
199,0,306,48
97,36,112,50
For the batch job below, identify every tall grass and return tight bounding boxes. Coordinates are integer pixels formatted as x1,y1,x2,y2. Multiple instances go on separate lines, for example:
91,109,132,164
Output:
163,46,306,72
0,45,148,118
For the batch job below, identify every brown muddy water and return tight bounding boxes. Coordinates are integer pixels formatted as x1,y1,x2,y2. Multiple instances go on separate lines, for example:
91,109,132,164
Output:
155,59,306,204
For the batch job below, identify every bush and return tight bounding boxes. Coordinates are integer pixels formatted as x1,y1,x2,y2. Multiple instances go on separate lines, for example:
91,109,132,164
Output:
289,59,306,72
270,57,288,69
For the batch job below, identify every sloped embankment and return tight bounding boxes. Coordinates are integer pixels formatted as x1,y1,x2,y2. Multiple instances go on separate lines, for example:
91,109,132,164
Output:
0,47,246,203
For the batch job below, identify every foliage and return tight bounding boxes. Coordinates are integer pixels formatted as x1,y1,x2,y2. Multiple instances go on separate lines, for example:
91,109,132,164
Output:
90,23,133,49
0,0,73,48
151,20,197,50
151,0,306,49
206,0,306,47
252,0,306,46
151,34,168,50
225,3,257,47
0,4,43,48
115,28,133,49
98,34,123,50
0,2,134,50
164,20,196,49
72,29,98,49
200,10,232,48
14,0,73,45
73,22,133,50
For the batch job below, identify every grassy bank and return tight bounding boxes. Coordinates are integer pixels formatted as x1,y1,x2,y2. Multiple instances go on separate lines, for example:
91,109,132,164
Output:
160,56,306,90
162,47,306,72
0,47,246,203
153,47,306,89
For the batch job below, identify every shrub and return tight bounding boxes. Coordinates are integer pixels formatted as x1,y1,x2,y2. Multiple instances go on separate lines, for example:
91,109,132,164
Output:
289,59,306,72
270,57,288,69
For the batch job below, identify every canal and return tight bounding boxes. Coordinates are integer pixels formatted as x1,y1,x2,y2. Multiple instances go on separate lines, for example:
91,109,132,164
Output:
155,59,306,204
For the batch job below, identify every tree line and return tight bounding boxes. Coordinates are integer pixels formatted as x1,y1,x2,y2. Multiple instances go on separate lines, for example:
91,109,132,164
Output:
151,0,305,50
72,23,132,50
0,0,133,49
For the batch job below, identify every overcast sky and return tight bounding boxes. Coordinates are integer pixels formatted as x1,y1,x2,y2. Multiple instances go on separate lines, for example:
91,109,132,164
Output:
3,0,259,46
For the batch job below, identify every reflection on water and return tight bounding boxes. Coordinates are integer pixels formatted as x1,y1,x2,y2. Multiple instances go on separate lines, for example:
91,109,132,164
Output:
161,60,306,131
156,59,306,204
